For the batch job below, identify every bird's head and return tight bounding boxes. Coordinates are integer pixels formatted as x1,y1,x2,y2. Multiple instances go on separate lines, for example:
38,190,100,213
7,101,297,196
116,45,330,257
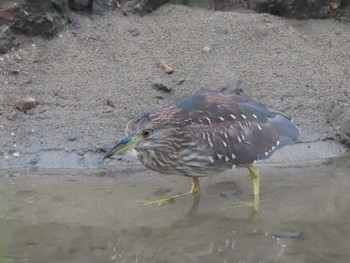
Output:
103,103,180,161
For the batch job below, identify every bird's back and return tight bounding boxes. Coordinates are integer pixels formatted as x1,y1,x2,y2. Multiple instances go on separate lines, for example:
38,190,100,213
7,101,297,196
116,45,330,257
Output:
175,92,300,170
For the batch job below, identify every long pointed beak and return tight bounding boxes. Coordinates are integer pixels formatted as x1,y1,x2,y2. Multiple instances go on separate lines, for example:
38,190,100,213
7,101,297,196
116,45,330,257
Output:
103,136,137,161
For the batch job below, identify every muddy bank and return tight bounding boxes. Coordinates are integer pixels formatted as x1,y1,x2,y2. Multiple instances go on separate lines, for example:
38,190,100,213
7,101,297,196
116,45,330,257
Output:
0,4,349,169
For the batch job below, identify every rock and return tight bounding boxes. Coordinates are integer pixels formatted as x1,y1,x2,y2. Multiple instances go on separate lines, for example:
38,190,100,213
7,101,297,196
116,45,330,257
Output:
272,230,302,239
127,0,170,14
106,99,116,108
68,0,93,13
247,0,344,19
203,46,211,52
0,28,16,54
12,152,21,158
7,110,18,120
10,0,72,38
128,28,141,37
16,97,38,113
67,136,77,141
156,60,174,74
152,82,172,93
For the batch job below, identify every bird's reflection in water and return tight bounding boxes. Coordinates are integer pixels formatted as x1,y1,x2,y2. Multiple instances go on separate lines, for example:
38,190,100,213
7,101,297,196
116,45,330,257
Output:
131,196,290,263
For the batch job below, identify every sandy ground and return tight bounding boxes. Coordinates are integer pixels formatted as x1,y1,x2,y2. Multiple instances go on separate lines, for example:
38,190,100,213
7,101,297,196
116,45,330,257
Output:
0,4,350,169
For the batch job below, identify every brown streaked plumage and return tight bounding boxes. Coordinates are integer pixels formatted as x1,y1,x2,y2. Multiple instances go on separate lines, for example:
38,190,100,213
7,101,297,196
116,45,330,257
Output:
103,92,300,210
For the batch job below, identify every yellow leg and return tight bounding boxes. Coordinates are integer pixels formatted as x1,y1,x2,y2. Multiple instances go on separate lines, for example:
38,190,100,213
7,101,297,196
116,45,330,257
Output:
248,166,260,196
248,166,260,211
191,177,200,194
139,177,200,206
226,166,260,212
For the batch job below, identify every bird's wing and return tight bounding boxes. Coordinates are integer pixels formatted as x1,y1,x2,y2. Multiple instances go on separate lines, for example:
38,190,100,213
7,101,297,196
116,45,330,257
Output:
182,93,299,167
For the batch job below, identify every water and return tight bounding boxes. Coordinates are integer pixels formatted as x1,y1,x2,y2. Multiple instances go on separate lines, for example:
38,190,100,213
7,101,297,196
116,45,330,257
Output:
0,154,349,263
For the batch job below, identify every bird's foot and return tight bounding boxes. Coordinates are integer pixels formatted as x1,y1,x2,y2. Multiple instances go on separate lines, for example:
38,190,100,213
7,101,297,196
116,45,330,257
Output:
137,191,195,207
225,195,261,212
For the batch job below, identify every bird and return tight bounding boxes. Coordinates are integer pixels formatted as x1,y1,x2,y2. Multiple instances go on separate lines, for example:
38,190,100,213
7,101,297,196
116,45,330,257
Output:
103,92,300,210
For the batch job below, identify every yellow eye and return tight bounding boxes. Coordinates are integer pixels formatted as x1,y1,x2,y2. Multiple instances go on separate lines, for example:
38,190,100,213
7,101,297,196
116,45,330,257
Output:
142,129,151,137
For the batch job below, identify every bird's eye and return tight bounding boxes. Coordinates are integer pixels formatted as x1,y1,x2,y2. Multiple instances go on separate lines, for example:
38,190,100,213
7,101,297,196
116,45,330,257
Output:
142,129,151,137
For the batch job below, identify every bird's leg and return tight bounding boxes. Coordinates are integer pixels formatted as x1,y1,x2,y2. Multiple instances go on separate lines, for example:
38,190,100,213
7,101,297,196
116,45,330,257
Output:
191,177,200,194
248,166,260,211
249,166,260,196
138,178,201,206
227,166,260,212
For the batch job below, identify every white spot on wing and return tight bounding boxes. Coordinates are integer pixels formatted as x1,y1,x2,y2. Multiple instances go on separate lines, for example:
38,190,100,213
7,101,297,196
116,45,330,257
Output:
231,153,236,159
224,132,228,139
208,138,214,148
225,156,230,162
222,141,227,147
271,146,275,151
230,114,236,119
241,114,247,119
241,134,245,140
276,140,280,146
257,123,262,131
265,152,269,156
252,114,257,119
208,156,214,163
237,136,242,143
217,153,223,159
219,116,225,121
232,164,236,169
205,117,212,124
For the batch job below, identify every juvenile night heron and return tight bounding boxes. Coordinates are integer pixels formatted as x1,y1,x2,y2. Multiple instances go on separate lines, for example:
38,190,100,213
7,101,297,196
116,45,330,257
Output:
103,92,299,209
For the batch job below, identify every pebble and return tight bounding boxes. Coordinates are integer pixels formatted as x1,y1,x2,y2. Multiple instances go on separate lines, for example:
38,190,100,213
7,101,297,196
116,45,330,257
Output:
12,152,20,157
7,110,18,120
156,60,174,74
152,82,172,93
16,97,38,113
203,46,211,52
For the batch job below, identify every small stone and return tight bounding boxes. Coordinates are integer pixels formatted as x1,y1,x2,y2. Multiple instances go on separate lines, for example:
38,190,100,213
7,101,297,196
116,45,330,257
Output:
13,54,22,61
177,79,185,85
12,152,20,157
152,83,172,93
156,60,174,74
16,97,38,113
218,28,229,35
128,28,140,37
23,79,33,84
29,159,37,165
67,136,76,142
7,110,18,120
106,99,116,108
273,230,302,239
46,12,54,22
4,155,10,161
11,69,20,75
203,46,211,52
329,1,339,10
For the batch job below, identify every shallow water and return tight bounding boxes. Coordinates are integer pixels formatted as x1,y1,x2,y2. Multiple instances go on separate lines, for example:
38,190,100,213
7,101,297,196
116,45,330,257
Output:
0,154,350,263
